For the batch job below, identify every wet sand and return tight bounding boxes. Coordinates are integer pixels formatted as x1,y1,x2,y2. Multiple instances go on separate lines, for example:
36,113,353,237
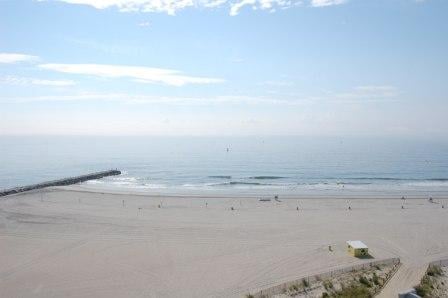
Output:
1,187,448,297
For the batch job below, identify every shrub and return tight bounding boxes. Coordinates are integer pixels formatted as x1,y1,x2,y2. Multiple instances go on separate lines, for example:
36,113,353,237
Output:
415,284,429,297
334,284,372,297
415,265,444,297
359,276,372,288
416,275,434,297
323,280,333,291
289,284,298,292
427,266,442,277
302,278,309,288
372,273,380,286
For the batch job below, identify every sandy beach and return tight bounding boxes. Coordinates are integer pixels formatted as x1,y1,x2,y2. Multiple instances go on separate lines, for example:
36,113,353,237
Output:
1,187,448,297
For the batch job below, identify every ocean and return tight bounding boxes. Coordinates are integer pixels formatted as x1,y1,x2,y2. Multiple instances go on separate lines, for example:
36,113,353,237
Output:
1,136,448,197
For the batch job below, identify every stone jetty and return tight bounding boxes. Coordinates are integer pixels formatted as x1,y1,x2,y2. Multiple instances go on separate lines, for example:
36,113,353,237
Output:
0,170,121,197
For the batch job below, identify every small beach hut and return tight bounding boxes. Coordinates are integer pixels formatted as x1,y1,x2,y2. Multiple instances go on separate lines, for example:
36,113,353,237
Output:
346,240,368,257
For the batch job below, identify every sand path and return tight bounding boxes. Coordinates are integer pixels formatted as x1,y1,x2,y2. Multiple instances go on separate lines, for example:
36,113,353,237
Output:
377,264,426,297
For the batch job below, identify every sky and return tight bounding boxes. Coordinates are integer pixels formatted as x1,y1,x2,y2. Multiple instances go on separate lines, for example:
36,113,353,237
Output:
0,0,447,136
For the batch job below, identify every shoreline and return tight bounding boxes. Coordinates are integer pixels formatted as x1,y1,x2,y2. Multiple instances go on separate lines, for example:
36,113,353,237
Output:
52,184,448,200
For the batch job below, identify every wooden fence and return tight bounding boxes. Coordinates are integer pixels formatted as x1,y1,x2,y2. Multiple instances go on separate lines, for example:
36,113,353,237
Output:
250,257,401,298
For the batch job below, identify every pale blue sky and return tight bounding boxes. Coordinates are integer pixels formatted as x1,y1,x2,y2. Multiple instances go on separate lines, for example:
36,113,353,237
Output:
0,0,447,136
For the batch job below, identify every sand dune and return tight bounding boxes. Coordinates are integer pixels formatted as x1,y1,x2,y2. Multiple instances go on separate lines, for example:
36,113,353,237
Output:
1,187,448,297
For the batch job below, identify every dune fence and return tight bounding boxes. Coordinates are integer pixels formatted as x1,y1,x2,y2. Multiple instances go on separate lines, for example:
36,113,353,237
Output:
249,257,401,298
429,258,448,268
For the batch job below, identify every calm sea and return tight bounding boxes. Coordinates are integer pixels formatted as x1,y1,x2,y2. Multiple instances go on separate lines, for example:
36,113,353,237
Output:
1,136,448,197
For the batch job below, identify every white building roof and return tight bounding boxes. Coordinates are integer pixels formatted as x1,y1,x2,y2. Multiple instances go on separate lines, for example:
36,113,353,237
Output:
347,240,368,249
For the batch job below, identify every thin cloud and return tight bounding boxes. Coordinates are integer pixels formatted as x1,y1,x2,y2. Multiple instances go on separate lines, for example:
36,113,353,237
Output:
138,21,151,27
45,0,347,16
332,85,399,101
260,80,294,87
230,0,304,15
47,0,208,15
0,85,398,105
0,93,298,105
0,76,76,87
38,63,224,86
230,0,256,16
310,0,347,7
0,53,38,64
